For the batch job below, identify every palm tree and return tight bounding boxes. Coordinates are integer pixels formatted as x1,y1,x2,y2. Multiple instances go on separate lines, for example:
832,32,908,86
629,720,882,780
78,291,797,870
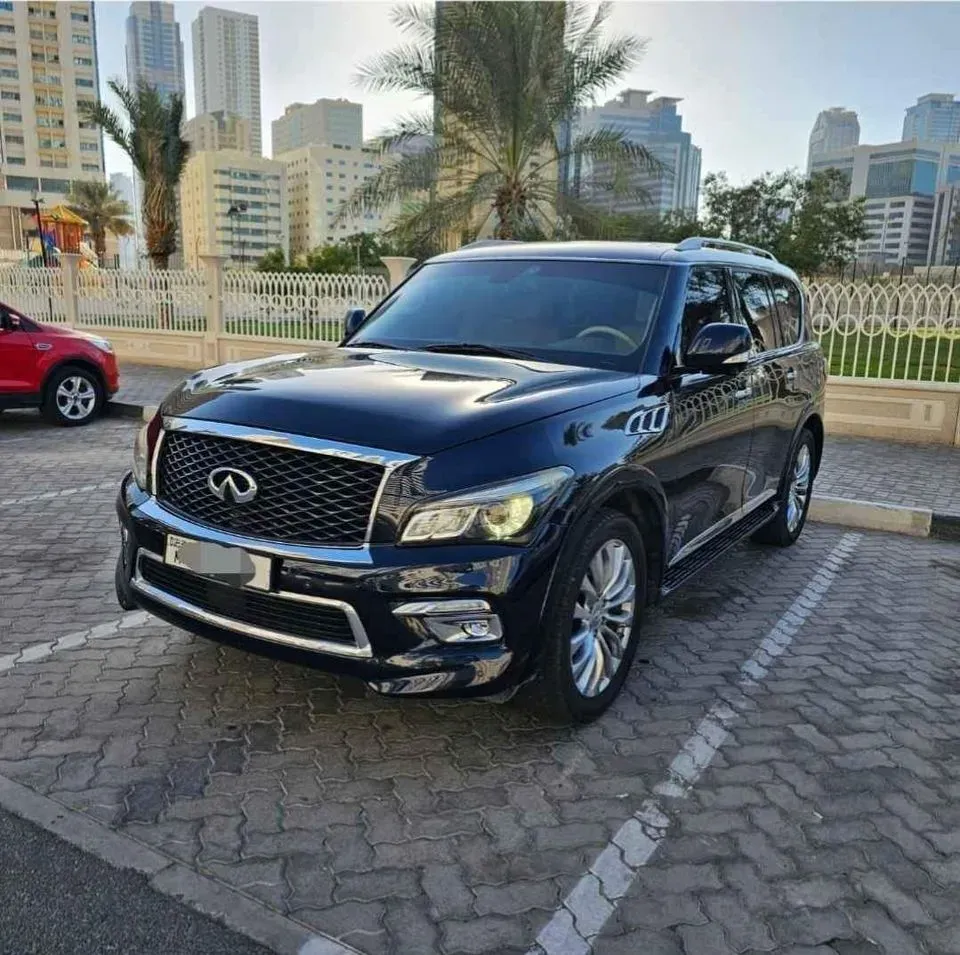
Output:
79,80,190,269
339,2,658,248
65,180,134,266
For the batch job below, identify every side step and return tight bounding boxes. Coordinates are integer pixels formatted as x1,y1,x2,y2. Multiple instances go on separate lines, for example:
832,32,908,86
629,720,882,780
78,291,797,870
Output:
660,500,779,597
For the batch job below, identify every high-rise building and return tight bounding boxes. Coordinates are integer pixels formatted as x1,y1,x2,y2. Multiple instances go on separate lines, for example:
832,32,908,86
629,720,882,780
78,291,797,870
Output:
282,142,389,256
902,94,960,145
192,7,262,155
272,99,362,156
928,183,960,266
0,0,105,252
811,140,960,265
124,1,185,102
179,149,287,268
807,107,860,172
109,172,139,269
574,89,701,216
184,111,252,154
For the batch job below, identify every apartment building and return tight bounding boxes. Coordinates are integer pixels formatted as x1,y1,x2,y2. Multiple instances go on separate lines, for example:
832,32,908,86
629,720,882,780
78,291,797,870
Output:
272,98,362,156
179,149,287,268
0,1,104,251
183,111,252,154
124,1,184,102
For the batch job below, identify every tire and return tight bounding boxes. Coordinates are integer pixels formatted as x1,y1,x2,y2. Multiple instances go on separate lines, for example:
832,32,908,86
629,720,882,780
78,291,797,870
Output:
115,551,138,611
42,365,103,427
752,428,816,547
528,508,647,723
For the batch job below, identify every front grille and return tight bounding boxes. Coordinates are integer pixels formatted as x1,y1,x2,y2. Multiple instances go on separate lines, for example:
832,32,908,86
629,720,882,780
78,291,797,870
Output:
157,431,385,546
139,556,357,647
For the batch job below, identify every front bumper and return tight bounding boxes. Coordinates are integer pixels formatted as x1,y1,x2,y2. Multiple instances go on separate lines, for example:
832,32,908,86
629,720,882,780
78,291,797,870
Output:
115,475,559,697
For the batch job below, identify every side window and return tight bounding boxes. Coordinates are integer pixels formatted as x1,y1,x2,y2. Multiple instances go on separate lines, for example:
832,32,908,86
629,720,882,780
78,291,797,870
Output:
732,271,778,352
770,275,803,346
680,268,734,358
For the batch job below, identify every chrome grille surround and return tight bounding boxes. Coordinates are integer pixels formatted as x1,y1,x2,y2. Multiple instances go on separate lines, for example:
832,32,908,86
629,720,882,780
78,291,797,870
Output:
154,417,416,548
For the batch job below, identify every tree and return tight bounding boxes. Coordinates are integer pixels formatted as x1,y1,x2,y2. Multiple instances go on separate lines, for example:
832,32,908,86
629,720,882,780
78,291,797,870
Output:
79,80,190,269
339,2,657,248
65,180,134,266
618,209,714,244
256,248,287,272
701,168,867,275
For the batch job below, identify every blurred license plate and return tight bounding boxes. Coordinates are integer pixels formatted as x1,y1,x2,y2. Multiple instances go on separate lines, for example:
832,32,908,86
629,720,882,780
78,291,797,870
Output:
164,534,271,590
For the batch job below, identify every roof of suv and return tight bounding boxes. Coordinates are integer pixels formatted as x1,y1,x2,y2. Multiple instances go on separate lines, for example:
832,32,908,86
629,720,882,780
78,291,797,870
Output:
431,239,802,281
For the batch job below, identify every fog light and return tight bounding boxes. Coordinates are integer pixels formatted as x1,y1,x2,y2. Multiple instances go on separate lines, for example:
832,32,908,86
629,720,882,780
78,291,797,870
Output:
393,599,503,644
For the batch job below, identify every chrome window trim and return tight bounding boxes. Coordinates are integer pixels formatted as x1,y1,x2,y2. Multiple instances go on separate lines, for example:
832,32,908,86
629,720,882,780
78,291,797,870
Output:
158,416,417,547
668,488,777,568
132,549,373,659
134,497,377,565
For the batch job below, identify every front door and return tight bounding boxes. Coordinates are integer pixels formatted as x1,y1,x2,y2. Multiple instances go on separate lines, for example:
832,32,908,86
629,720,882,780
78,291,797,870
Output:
658,267,757,565
0,307,39,396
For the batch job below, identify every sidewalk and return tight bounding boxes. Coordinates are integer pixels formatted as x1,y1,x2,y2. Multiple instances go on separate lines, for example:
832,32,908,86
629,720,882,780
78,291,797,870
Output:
113,361,960,531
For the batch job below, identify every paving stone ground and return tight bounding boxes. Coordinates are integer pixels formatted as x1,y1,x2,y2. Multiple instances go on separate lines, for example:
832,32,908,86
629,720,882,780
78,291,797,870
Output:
1,414,959,955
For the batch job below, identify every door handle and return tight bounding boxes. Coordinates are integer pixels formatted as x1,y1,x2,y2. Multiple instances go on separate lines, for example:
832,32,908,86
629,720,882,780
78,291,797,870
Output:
34,342,52,351
734,387,752,400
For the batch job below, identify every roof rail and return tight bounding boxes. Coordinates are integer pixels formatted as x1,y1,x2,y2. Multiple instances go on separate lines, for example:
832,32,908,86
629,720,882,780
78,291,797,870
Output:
674,236,778,262
458,239,524,250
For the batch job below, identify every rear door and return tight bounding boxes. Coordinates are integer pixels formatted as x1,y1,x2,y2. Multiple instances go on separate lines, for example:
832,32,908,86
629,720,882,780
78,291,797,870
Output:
660,267,757,565
730,270,794,504
0,305,40,396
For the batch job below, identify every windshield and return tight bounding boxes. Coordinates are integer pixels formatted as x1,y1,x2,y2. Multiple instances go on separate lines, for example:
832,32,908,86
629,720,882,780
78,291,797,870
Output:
347,259,668,371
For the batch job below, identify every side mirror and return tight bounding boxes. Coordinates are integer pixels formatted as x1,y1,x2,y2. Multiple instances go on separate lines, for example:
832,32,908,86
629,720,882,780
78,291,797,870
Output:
0,309,18,331
684,323,753,374
343,307,366,338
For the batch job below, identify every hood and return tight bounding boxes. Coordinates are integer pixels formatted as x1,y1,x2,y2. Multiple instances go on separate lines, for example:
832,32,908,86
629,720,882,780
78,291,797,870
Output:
162,348,642,456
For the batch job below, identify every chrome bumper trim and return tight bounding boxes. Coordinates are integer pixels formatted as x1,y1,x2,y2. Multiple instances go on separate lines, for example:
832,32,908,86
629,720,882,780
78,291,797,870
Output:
132,549,374,659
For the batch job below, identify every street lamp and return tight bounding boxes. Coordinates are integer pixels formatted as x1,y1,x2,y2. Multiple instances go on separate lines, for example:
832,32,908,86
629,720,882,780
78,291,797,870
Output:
30,187,47,268
226,201,248,268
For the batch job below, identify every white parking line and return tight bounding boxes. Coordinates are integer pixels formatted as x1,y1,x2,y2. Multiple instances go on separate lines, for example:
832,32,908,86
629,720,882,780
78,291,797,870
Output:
0,611,151,674
530,532,863,955
0,481,117,508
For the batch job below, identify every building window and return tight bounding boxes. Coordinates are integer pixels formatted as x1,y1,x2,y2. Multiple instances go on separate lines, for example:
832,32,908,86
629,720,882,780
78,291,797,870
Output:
0,45,14,56
0,90,18,101
80,141,98,152
7,156,24,165
76,77,94,88
74,56,92,66
72,33,91,45
82,162,100,171
0,68,17,79
5,133,23,144
2,110,21,122
71,11,89,21
0,2,13,10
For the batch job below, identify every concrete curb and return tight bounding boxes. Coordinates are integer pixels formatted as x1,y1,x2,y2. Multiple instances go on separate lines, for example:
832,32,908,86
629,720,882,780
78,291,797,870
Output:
108,400,157,421
0,773,359,955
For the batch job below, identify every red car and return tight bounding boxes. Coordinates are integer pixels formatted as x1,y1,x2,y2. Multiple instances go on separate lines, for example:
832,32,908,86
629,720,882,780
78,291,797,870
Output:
0,302,119,426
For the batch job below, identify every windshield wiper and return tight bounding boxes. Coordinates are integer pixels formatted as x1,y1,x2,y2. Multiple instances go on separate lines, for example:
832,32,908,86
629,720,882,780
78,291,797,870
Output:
421,342,537,360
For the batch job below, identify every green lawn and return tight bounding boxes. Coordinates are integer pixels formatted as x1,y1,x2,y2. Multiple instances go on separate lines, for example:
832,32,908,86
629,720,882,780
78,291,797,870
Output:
817,330,960,383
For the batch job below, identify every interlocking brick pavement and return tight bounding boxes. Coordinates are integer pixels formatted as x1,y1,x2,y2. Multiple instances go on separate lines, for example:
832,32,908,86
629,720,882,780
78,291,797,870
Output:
3,408,960,954
114,363,192,409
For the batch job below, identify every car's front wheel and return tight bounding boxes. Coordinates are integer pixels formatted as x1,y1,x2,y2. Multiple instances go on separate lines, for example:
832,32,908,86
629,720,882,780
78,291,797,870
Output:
43,365,103,426
753,428,816,547
531,509,646,722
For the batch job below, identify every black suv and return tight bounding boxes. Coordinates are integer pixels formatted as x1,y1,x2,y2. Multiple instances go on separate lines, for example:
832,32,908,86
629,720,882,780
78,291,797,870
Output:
116,238,825,721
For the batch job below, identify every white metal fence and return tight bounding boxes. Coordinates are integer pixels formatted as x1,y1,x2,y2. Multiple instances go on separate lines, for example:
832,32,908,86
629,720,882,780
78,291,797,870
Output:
807,281,959,383
0,263,957,383
222,270,388,341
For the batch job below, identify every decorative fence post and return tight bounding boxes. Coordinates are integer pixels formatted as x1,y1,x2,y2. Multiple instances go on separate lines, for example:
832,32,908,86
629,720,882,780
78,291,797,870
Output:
60,253,81,328
201,254,226,366
380,256,416,290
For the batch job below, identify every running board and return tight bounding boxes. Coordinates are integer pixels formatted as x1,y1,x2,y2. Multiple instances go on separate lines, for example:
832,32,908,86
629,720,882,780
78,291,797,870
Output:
660,500,779,597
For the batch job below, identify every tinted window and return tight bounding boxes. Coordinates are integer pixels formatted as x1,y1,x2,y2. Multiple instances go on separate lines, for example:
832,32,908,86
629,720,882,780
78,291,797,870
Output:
680,268,734,357
732,271,778,352
770,275,803,346
350,259,668,371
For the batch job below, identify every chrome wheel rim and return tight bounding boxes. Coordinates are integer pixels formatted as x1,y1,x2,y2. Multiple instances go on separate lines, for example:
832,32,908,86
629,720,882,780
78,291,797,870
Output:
570,539,636,698
56,375,96,421
786,444,812,533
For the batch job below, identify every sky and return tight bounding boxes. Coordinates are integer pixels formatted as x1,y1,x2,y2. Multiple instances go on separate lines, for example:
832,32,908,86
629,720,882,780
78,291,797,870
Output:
94,1,960,188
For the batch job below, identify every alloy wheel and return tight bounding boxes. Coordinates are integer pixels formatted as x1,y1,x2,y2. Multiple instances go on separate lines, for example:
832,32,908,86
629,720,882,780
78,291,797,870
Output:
786,444,812,533
570,539,637,697
56,375,96,421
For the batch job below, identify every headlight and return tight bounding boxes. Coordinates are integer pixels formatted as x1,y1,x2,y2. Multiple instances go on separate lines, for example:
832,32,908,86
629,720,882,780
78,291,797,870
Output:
85,335,113,354
132,413,161,491
400,467,573,544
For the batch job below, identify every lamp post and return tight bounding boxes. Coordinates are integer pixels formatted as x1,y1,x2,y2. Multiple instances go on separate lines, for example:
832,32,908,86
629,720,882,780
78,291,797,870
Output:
227,201,248,269
30,187,47,268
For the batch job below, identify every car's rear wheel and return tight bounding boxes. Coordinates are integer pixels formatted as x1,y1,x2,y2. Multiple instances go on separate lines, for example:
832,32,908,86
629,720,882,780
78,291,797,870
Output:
752,428,816,547
43,365,103,426
530,509,646,722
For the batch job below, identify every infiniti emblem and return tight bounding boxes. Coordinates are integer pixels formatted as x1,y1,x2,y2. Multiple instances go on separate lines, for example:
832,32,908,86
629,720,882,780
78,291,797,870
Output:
207,467,258,504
